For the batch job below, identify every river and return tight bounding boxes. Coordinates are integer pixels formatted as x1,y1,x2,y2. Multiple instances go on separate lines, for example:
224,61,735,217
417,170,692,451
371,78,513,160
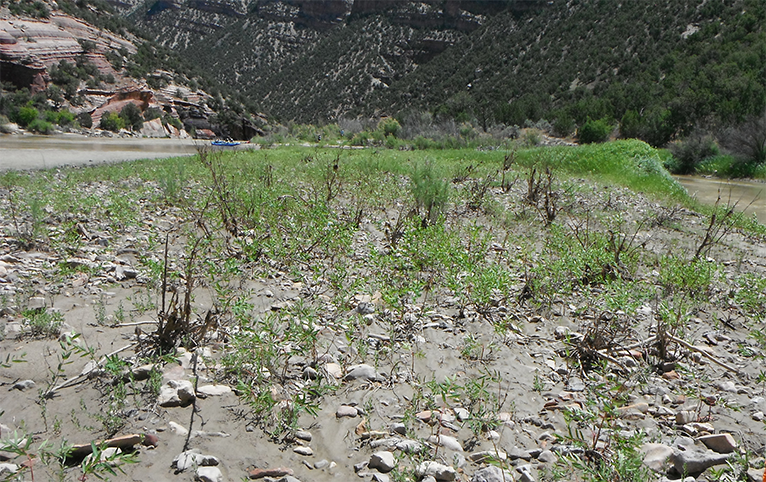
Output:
675,175,766,224
0,134,203,171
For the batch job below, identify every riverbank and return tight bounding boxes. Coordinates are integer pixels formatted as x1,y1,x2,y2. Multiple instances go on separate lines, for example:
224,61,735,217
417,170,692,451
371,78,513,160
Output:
1,142,765,482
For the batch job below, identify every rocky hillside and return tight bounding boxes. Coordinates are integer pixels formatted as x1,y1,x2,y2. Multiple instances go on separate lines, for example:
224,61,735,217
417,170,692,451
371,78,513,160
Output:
0,0,263,139
131,0,765,144
130,0,549,121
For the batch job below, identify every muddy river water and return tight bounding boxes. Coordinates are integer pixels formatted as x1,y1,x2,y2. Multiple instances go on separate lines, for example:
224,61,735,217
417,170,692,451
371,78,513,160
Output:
0,134,203,170
675,175,766,224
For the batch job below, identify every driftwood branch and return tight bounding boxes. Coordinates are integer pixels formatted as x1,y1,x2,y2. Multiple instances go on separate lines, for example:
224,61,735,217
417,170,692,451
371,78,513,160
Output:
67,433,159,459
43,342,138,398
667,333,741,375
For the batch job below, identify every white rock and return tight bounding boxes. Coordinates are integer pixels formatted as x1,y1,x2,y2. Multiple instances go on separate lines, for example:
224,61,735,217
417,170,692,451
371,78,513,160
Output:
336,405,359,418
0,464,19,476
415,461,456,481
324,362,343,379
171,379,196,403
516,464,537,482
537,449,557,464
640,443,674,472
427,434,463,452
470,465,515,482
168,421,189,436
295,430,312,442
675,410,696,425
12,380,35,391
698,433,737,453
396,439,424,453
197,385,232,396
172,450,219,472
293,445,313,456
718,381,737,393
454,407,469,421
344,363,381,382
195,466,223,482
27,297,46,310
369,451,396,473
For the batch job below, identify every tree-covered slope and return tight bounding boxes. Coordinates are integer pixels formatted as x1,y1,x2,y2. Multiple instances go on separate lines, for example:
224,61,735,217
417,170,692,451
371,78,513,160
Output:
370,0,766,144
131,0,765,145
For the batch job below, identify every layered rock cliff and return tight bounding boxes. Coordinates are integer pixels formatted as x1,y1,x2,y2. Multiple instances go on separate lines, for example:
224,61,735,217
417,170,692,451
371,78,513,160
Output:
0,10,220,136
0,14,134,91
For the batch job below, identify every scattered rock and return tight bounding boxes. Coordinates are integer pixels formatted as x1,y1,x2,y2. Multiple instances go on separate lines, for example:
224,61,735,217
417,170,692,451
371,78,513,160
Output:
516,464,537,482
344,364,381,382
390,422,406,435
131,364,156,381
509,447,532,461
248,467,294,479
12,379,35,390
396,439,424,453
747,468,765,482
293,446,313,456
275,476,302,482
168,421,189,436
671,448,731,475
675,410,696,425
295,430,312,442
158,380,196,407
369,451,396,473
566,378,585,392
415,461,456,481
698,433,737,453
336,405,359,418
470,465,515,482
537,449,557,464
27,297,46,310
454,407,469,421
172,450,219,472
641,443,674,473
196,385,232,396
0,464,19,477
427,434,463,452
195,466,223,482
718,381,737,393
324,362,343,379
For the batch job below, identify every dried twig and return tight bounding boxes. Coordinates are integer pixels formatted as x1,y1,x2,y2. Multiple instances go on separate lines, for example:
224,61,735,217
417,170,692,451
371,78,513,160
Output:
666,333,740,374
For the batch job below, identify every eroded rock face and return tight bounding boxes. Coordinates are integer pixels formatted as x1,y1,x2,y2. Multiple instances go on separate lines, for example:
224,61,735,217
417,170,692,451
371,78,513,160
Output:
0,14,132,89
0,12,219,137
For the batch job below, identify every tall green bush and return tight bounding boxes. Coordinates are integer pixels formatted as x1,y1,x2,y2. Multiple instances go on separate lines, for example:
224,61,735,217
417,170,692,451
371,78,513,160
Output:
667,132,719,174
378,118,401,138
578,118,613,144
100,111,125,132
16,106,39,127
119,103,144,131
410,162,449,225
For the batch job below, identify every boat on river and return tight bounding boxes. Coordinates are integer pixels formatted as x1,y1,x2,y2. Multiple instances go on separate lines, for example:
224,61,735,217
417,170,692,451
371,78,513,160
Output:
211,140,241,147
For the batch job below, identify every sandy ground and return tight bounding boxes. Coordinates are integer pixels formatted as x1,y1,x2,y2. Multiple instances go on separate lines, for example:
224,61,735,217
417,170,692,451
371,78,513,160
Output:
1,153,766,482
